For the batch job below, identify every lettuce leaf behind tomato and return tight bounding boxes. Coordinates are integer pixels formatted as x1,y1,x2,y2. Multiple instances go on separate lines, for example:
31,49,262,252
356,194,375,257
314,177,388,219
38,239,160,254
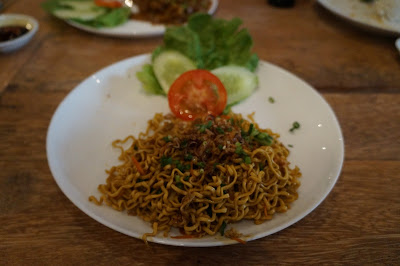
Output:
154,13,259,72
140,13,259,97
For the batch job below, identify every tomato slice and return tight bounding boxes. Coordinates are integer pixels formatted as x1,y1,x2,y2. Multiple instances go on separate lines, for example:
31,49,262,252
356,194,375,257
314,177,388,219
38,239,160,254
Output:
94,0,123,8
168,70,227,121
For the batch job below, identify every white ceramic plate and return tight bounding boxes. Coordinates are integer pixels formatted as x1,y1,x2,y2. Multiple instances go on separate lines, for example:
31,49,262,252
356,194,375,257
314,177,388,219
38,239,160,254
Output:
46,54,344,247
318,0,400,36
66,0,218,38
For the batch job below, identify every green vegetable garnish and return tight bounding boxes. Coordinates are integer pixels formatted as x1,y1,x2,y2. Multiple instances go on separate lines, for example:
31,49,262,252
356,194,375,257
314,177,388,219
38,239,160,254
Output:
290,121,300,132
197,121,213,133
138,13,259,95
220,221,227,236
184,153,193,161
136,64,165,95
216,127,225,134
163,136,172,142
42,0,131,28
268,97,275,103
196,162,205,168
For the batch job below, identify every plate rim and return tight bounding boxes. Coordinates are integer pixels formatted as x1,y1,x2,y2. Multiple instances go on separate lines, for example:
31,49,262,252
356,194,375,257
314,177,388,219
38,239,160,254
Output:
317,0,400,36
65,0,219,38
46,54,344,247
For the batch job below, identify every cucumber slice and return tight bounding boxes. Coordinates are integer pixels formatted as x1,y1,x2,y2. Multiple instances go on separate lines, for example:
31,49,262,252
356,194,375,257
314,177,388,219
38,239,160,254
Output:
53,1,106,21
58,1,97,10
153,50,197,93
212,66,258,105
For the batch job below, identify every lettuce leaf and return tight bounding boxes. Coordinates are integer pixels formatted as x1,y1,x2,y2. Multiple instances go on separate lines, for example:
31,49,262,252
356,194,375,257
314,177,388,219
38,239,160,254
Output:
136,64,165,95
154,13,259,72
139,13,259,96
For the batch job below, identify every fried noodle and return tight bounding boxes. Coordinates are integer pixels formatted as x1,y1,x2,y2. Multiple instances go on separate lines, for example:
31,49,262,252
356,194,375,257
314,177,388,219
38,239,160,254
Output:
89,112,301,243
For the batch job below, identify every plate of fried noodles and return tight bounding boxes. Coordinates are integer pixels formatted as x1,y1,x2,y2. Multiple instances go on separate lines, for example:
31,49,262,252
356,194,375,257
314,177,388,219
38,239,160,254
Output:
46,54,344,246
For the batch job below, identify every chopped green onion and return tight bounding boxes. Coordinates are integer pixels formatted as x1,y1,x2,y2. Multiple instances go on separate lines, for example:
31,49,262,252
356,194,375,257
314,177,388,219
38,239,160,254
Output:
288,144,293,148
181,139,188,147
175,175,181,183
235,142,244,154
268,97,275,103
216,127,225,134
163,135,172,142
220,221,227,236
184,153,193,161
218,144,223,150
197,121,213,133
197,162,205,168
160,156,173,167
290,121,300,132
244,156,252,164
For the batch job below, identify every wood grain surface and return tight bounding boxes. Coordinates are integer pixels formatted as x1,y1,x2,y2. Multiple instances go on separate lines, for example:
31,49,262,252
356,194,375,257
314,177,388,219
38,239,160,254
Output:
1,0,399,265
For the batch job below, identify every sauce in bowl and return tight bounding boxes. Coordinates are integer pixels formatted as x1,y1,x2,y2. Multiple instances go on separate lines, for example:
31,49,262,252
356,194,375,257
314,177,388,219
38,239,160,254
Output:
0,25,30,42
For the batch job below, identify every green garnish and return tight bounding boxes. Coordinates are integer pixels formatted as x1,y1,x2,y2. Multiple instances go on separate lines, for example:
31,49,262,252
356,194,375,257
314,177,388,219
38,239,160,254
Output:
220,221,227,236
161,156,189,172
161,156,173,167
241,124,273,146
235,142,244,155
197,121,212,133
42,0,132,28
184,153,193,161
163,135,172,142
216,127,225,134
158,13,258,71
268,97,275,103
288,144,293,148
197,162,205,168
181,139,188,148
235,142,252,164
290,121,300,132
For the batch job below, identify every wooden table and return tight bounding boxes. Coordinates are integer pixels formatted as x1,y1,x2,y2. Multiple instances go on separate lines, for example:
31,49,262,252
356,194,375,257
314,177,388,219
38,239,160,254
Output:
1,0,399,264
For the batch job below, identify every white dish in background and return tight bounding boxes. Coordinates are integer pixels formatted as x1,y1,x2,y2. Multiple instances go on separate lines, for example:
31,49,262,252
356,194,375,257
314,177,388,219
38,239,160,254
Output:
318,0,400,36
0,14,39,53
46,54,344,247
67,0,218,38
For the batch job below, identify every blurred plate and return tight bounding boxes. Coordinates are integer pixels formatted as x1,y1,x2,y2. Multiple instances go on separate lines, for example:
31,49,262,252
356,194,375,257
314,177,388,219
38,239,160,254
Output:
67,0,218,38
47,54,344,247
318,0,400,36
